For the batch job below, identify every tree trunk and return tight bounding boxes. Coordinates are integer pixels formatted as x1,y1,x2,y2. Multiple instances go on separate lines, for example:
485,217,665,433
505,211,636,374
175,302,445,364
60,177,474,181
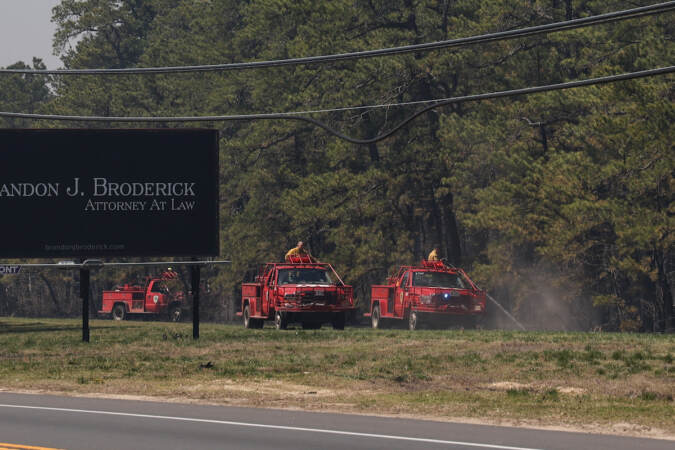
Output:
442,192,462,266
656,249,674,332
39,274,63,316
564,0,573,20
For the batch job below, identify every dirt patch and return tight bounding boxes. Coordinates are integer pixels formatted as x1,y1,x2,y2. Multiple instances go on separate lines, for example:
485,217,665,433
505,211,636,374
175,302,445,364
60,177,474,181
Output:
217,379,340,397
486,382,587,396
557,386,586,395
487,381,533,391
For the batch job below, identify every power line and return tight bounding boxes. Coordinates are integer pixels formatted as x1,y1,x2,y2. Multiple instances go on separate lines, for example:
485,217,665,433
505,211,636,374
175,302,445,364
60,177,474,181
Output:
2,66,672,144
2,2,673,75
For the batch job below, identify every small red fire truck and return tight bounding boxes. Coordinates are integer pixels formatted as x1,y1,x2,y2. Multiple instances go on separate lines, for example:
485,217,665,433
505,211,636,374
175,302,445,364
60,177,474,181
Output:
239,255,355,329
365,260,486,330
99,270,185,321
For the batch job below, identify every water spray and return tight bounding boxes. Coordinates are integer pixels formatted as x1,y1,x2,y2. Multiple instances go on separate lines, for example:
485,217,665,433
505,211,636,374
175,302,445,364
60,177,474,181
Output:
486,293,527,331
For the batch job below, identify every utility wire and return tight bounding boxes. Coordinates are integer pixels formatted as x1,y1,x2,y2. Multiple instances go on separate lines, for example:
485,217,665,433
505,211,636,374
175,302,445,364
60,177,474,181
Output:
2,66,672,144
2,2,673,75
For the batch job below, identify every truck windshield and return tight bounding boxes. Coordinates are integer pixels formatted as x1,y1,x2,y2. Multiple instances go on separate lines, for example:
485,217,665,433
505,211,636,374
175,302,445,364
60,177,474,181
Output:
412,271,469,289
151,279,182,294
278,268,335,285
151,282,169,293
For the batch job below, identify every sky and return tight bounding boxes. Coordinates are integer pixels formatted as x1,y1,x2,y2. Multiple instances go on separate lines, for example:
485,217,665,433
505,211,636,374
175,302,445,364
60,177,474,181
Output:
0,0,63,69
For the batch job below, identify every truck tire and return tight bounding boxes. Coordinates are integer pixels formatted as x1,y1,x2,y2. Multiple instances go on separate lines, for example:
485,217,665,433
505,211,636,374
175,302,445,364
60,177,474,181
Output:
112,304,126,321
371,304,381,329
463,315,478,330
275,311,288,330
331,312,345,330
302,322,321,330
168,305,182,322
408,310,418,331
243,305,253,329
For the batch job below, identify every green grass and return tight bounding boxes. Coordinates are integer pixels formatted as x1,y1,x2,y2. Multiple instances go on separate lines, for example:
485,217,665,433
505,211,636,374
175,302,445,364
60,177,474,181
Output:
0,318,673,435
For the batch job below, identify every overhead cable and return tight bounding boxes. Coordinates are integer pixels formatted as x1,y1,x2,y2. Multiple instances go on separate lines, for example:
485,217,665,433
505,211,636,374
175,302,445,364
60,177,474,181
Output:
1,2,673,75
2,66,672,144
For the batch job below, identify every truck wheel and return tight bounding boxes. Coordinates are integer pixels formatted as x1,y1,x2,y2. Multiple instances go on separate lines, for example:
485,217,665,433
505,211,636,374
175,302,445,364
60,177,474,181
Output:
275,311,288,330
168,305,182,322
371,305,381,329
243,305,253,329
112,304,126,321
331,313,345,330
408,310,418,331
463,315,478,330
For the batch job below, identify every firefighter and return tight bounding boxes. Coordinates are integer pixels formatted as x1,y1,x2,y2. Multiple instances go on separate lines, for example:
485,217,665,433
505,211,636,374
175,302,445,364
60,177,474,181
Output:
285,241,315,262
428,246,440,261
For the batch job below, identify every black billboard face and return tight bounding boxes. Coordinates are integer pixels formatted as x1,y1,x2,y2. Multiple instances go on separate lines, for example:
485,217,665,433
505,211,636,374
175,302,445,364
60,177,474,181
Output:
0,129,219,258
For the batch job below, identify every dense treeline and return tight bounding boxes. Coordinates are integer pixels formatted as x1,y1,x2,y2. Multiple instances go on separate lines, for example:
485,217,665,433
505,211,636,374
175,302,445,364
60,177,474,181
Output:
0,0,672,331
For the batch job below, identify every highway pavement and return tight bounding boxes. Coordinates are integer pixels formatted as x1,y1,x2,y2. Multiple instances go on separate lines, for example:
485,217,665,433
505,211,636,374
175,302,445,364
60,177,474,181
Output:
0,392,671,449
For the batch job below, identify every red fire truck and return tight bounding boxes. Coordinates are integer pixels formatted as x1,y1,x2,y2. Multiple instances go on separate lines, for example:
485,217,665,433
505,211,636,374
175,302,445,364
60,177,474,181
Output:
99,270,185,321
365,260,486,330
239,255,355,329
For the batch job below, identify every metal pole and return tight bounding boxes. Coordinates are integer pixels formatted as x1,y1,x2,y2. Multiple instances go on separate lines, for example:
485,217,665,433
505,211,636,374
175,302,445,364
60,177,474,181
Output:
191,263,201,339
80,268,90,342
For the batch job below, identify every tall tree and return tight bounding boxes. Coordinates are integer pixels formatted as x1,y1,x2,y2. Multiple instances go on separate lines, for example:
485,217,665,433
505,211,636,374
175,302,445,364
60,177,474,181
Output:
4,0,671,330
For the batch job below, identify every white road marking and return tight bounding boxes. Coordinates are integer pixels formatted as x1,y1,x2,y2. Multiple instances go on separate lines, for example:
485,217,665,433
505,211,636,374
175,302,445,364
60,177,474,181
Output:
0,403,544,450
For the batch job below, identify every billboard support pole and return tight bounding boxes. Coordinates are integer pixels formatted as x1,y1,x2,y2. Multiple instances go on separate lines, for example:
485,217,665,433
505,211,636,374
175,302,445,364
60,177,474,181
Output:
191,260,201,339
80,265,90,342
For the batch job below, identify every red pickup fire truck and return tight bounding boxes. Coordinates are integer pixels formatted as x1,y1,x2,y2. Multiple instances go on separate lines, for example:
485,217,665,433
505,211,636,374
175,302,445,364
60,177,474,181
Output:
239,255,355,329
365,260,486,330
99,270,185,321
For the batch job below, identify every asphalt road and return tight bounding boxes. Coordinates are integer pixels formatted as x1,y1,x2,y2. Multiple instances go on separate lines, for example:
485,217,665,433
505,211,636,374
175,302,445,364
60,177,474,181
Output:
0,392,671,450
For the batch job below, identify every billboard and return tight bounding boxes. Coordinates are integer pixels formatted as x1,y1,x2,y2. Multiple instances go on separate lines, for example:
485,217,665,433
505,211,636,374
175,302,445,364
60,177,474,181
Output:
0,129,219,257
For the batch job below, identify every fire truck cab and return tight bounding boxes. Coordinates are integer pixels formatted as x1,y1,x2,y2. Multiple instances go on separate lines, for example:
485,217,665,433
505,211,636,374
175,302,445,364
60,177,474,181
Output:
239,255,355,330
365,260,486,330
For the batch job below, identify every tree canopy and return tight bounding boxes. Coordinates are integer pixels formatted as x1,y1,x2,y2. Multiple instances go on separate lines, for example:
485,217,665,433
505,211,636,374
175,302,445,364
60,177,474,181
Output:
1,0,672,331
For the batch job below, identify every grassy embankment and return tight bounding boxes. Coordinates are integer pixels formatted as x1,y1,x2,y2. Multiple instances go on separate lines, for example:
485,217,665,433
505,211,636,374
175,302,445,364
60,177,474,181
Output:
0,318,673,437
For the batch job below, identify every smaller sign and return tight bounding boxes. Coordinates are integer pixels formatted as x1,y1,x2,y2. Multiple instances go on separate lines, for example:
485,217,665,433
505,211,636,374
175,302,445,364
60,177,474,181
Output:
0,265,21,275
